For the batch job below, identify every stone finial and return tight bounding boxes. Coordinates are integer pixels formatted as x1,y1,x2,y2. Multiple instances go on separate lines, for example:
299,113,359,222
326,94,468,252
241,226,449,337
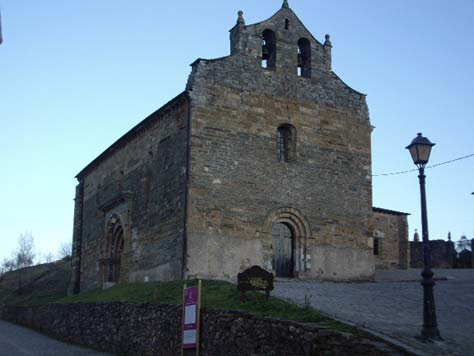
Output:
448,231,452,241
324,34,332,47
237,10,245,25
282,0,289,9
414,229,420,242
324,34,332,71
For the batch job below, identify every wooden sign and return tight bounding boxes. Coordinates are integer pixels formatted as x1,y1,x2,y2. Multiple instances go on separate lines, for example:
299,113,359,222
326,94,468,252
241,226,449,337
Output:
237,265,274,302
181,280,201,356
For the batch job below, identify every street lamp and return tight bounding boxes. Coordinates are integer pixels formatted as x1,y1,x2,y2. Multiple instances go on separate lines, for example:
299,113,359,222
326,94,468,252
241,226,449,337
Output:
406,133,441,340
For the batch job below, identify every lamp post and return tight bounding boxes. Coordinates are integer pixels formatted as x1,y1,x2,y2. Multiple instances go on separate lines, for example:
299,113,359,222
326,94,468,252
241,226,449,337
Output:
406,133,441,340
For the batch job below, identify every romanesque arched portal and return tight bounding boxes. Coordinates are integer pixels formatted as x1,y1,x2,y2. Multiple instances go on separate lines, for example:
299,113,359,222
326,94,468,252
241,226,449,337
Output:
263,207,311,277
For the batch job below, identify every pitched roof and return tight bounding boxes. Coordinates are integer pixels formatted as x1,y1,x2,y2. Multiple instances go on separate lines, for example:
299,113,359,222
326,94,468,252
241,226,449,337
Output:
372,207,410,216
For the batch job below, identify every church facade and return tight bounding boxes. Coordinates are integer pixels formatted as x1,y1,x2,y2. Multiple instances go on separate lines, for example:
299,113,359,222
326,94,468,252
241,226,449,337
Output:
69,1,408,293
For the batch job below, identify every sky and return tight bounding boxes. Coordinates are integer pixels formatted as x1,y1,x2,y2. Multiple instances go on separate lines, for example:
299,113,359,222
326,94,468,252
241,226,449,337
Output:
0,0,473,262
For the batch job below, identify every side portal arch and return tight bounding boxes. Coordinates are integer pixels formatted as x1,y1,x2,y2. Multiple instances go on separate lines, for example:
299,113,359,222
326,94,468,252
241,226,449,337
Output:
101,214,125,287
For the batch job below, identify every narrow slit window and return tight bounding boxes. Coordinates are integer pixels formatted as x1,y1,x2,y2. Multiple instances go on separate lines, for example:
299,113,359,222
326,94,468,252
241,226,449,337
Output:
277,124,296,162
373,238,380,255
285,19,289,30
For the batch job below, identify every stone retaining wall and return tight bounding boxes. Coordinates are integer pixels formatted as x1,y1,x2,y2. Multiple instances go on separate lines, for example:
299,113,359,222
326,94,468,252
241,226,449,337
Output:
410,240,456,268
1,302,408,356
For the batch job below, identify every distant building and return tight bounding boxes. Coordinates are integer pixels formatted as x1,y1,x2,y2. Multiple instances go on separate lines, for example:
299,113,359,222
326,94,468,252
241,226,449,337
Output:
456,235,471,252
371,208,409,269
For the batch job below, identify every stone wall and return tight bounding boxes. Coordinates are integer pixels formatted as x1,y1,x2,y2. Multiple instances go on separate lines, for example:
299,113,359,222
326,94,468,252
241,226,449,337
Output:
410,239,474,268
410,240,456,268
185,5,373,281
1,302,406,356
457,249,472,268
371,208,409,269
73,94,189,291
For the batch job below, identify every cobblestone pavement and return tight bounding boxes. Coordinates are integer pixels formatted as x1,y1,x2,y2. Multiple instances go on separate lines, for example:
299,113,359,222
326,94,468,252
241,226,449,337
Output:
0,320,115,356
274,269,474,356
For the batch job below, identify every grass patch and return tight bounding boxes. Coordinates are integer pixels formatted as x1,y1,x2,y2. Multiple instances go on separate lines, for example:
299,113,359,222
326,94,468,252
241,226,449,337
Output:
10,292,68,306
52,279,362,334
0,260,71,307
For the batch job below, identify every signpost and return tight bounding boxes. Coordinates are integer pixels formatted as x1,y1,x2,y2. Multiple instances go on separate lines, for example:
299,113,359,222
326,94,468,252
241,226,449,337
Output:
181,280,201,356
237,265,274,302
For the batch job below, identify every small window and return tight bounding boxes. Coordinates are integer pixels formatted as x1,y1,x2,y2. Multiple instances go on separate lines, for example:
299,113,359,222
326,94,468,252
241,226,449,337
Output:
262,29,276,70
285,19,289,30
373,238,380,255
297,38,311,78
277,124,296,162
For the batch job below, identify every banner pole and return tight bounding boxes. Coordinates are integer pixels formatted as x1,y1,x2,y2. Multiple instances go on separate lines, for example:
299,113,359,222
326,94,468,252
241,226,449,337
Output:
196,279,201,356
181,283,186,356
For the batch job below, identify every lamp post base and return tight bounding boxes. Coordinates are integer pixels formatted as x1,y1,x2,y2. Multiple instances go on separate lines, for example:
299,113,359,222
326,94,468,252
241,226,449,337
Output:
421,326,442,341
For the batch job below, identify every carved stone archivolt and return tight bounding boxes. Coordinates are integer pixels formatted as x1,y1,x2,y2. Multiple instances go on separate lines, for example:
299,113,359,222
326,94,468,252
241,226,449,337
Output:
261,207,311,274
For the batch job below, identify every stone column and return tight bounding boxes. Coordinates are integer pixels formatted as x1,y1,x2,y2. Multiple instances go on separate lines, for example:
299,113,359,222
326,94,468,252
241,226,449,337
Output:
68,181,84,295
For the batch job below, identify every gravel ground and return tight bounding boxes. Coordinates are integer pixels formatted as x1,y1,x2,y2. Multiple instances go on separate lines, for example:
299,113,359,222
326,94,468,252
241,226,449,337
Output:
274,269,474,356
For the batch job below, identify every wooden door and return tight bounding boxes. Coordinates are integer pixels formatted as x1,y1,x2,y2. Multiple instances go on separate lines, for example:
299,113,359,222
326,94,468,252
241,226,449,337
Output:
272,223,293,277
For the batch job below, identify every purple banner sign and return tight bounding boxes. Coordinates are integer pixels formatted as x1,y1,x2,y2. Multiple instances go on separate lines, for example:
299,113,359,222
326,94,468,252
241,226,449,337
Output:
182,286,199,349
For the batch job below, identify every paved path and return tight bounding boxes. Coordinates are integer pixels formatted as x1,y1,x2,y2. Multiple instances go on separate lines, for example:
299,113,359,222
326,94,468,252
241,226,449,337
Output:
0,320,115,356
274,269,474,356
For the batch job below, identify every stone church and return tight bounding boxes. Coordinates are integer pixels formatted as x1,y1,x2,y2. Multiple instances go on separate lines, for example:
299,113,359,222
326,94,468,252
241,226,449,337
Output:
69,1,409,293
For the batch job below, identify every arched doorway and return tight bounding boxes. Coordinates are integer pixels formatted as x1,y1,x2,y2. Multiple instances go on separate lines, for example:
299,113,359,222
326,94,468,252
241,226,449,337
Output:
263,207,311,278
103,218,124,284
272,222,294,277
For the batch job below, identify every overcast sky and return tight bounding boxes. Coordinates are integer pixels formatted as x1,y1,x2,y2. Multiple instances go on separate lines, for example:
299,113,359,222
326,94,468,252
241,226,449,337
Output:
1,0,473,262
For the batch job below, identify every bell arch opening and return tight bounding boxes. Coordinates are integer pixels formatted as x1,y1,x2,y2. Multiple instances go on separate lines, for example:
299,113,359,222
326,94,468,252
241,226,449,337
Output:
297,37,311,78
261,29,277,70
